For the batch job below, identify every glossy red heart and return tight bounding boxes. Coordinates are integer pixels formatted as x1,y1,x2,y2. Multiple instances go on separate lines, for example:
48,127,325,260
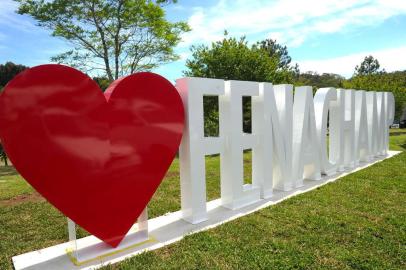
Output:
0,64,184,247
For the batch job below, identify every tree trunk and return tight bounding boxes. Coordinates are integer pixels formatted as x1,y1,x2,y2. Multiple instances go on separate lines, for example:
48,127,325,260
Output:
114,1,123,80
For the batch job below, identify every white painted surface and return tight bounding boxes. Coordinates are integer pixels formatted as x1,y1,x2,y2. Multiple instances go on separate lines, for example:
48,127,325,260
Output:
252,82,273,199
176,77,225,224
67,208,149,264
12,151,401,270
219,80,260,210
291,86,321,188
355,90,371,163
267,84,294,192
314,87,338,175
176,79,396,226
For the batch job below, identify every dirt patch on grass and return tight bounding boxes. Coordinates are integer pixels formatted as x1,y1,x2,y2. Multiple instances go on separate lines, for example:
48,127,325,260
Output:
243,158,251,165
164,171,179,178
0,192,44,207
389,131,406,136
0,166,19,177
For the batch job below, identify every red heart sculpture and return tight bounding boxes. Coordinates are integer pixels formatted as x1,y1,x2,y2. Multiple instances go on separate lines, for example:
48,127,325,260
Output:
0,64,184,247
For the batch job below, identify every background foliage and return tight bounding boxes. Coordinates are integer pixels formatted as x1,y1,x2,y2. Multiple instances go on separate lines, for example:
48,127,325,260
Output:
0,62,28,88
183,37,405,135
355,55,382,75
184,35,299,135
343,71,406,121
295,71,345,90
0,38,404,138
16,0,189,81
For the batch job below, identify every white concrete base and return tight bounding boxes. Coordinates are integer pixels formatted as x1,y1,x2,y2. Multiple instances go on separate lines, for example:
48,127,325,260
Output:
66,208,149,265
12,151,401,270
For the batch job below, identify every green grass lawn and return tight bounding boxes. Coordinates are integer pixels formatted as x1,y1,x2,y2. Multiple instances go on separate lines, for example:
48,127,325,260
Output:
1,130,405,269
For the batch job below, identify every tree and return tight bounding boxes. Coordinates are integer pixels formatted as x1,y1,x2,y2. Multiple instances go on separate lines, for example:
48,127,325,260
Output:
257,38,299,72
0,61,29,165
295,71,344,92
355,55,381,75
343,71,406,121
0,143,8,166
348,56,405,121
0,62,28,87
184,35,297,135
16,0,190,81
257,38,299,81
93,76,111,91
184,36,281,82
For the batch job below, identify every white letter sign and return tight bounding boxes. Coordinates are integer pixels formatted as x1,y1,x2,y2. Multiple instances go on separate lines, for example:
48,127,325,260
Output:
177,78,396,224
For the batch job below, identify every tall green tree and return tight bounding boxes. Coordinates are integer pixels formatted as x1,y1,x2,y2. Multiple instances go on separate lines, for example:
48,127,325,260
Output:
347,56,405,121
355,55,381,75
16,0,190,81
0,61,28,165
295,71,344,92
257,38,299,77
0,62,28,88
184,36,282,82
343,71,406,121
184,35,296,135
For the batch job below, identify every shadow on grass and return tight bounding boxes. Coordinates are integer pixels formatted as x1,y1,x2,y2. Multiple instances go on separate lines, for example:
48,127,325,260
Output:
389,130,406,136
0,166,19,177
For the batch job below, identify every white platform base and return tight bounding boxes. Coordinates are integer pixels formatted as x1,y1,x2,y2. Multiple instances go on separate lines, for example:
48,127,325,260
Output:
12,151,401,270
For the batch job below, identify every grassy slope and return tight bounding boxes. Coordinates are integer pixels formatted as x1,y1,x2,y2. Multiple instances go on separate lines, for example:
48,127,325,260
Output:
0,130,405,269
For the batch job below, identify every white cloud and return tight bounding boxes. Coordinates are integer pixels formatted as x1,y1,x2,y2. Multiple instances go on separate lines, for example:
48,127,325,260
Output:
0,0,36,32
178,51,190,61
180,0,406,48
296,46,406,77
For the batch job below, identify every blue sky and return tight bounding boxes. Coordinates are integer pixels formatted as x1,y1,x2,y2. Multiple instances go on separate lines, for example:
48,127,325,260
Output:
1,0,406,82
